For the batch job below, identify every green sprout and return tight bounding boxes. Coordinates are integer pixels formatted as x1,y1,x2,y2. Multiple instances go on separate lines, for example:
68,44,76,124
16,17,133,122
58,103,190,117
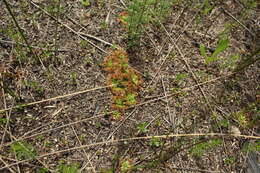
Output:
57,162,80,173
126,93,137,105
115,98,126,109
10,141,37,160
120,160,133,173
189,139,222,157
149,137,163,147
112,111,122,120
200,36,229,64
137,122,149,133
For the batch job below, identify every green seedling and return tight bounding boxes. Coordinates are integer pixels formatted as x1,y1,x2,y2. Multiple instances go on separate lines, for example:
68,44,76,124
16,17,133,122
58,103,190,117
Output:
232,111,248,127
114,98,127,109
80,40,88,48
189,139,222,157
201,0,213,15
174,73,188,85
120,159,133,173
79,134,86,141
149,137,163,147
125,0,174,48
23,80,44,95
220,54,240,70
57,162,80,173
41,49,55,63
43,140,53,148
218,119,230,128
247,103,260,127
10,141,37,160
171,87,187,97
111,111,122,120
100,20,108,30
131,74,140,85
110,44,119,49
3,87,20,101
36,135,44,141
224,156,235,165
37,168,49,173
241,0,257,9
155,119,162,127
137,122,149,133
125,93,137,105
81,0,91,7
200,36,229,64
69,72,78,85
0,118,8,125
100,168,113,173
45,2,65,15
242,141,260,153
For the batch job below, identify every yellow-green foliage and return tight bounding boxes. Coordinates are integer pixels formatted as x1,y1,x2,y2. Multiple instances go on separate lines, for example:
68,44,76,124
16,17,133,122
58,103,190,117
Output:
232,102,259,128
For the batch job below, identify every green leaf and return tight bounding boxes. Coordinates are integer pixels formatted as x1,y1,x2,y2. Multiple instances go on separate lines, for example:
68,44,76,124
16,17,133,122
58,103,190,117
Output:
199,44,207,57
202,0,213,15
81,0,90,7
211,37,229,58
37,168,49,173
57,163,80,173
175,73,188,83
205,56,219,64
218,119,230,128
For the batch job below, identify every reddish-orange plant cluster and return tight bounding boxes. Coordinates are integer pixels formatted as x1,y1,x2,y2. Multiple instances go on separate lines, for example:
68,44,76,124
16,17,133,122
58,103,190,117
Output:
118,11,129,26
103,49,142,120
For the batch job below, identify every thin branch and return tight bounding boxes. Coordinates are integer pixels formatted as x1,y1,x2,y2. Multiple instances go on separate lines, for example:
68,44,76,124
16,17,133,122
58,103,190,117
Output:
0,85,112,113
0,114,105,147
0,133,259,170
0,74,233,148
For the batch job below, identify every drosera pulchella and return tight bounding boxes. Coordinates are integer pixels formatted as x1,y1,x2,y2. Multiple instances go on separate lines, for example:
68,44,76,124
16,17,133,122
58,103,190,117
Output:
103,49,142,120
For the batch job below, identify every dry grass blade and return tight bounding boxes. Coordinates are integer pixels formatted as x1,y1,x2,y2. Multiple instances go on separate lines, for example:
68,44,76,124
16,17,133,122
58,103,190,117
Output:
27,0,109,53
0,85,112,113
0,133,259,170
0,73,233,149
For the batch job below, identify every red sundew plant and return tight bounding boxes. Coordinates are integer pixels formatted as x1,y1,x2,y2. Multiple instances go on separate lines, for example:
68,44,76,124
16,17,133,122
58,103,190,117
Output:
103,49,142,120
